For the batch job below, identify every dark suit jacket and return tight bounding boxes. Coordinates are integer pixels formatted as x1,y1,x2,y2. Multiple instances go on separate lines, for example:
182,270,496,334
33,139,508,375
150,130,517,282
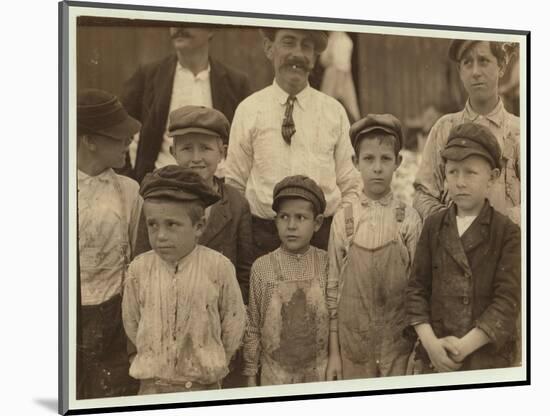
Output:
121,55,251,182
406,201,521,370
134,179,254,304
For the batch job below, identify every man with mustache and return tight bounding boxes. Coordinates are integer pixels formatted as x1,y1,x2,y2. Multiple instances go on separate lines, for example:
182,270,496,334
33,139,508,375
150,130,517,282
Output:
225,29,362,256
413,39,521,225
121,25,251,183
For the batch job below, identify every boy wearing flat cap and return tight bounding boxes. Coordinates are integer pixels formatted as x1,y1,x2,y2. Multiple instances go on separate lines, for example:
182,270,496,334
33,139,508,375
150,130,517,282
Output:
326,114,422,380
122,166,246,394
225,28,362,257
243,175,330,386
135,106,254,305
407,123,521,373
77,88,143,398
414,39,521,224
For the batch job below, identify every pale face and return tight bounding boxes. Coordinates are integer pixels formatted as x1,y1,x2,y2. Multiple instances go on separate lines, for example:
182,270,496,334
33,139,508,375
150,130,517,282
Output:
354,137,401,200
170,134,224,185
90,134,132,170
264,29,317,96
169,27,213,54
458,41,503,108
143,199,204,264
275,198,323,254
445,155,500,217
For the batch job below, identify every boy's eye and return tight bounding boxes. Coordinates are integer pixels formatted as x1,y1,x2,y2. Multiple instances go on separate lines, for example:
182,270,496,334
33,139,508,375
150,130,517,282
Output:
147,222,158,229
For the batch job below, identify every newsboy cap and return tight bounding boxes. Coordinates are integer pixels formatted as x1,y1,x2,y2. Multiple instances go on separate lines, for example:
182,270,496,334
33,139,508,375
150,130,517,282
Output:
441,123,502,169
140,165,221,207
349,113,404,151
77,88,141,140
259,28,329,53
272,175,326,214
168,105,230,144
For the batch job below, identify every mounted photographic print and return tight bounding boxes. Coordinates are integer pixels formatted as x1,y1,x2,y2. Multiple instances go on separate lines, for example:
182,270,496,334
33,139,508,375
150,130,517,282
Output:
59,1,530,414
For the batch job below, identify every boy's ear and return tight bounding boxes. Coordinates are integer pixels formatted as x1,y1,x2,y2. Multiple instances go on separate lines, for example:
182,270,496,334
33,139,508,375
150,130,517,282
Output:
82,135,96,151
489,167,501,184
193,215,206,239
352,154,358,167
222,144,228,159
313,214,324,232
395,153,403,169
169,144,175,157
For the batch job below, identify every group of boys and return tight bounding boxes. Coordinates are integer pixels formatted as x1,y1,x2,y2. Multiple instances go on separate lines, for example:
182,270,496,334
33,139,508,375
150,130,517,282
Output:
76,30,521,399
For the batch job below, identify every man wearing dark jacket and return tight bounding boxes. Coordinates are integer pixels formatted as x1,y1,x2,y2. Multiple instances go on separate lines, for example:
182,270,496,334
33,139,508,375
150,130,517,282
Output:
121,26,251,182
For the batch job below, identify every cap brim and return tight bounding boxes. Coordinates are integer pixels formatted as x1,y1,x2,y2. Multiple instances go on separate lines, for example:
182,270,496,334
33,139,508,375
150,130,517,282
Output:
168,127,222,139
272,189,320,212
95,116,141,140
441,147,494,166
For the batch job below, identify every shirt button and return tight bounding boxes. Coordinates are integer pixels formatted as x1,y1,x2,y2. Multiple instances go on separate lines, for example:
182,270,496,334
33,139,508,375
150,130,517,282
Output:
463,296,470,305
185,381,193,389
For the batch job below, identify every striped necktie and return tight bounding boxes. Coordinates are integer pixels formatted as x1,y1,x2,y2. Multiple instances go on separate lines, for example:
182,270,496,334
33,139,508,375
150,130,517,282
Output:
281,95,296,145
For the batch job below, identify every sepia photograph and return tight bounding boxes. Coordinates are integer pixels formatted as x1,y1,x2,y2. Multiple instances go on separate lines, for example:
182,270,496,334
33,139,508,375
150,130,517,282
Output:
59,1,529,414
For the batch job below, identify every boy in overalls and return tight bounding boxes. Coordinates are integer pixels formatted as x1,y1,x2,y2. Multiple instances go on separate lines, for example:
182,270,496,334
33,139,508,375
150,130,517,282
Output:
243,175,330,386
77,88,143,398
326,114,422,380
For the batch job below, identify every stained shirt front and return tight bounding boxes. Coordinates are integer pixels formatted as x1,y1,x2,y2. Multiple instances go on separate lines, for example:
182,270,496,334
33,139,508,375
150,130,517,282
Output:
327,192,422,331
243,246,329,377
122,245,246,385
78,168,142,306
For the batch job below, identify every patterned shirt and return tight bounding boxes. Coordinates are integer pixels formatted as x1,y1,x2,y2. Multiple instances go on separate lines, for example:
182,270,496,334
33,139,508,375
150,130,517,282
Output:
326,191,422,331
243,246,329,376
413,99,521,223
225,80,362,219
122,245,246,385
78,168,142,305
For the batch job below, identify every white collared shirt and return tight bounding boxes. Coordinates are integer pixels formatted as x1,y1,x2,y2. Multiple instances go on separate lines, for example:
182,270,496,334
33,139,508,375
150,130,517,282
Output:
154,63,213,169
122,245,246,384
78,168,143,305
225,80,362,218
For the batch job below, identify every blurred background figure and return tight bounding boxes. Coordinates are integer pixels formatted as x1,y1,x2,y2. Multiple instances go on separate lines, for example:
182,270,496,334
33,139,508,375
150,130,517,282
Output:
499,43,520,116
120,24,251,182
319,31,361,122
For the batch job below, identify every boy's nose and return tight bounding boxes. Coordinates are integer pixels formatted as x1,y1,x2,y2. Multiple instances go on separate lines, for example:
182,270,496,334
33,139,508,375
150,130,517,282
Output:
287,217,298,229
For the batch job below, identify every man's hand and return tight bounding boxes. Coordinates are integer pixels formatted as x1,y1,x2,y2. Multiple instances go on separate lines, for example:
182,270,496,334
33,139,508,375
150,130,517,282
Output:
326,353,343,381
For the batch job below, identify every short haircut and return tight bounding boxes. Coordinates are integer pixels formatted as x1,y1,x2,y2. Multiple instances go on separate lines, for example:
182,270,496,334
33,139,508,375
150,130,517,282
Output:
145,198,205,225
354,131,401,158
459,41,509,69
273,196,320,217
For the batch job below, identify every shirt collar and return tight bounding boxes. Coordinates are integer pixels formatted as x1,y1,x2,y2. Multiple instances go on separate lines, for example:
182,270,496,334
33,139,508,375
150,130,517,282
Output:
463,98,505,127
360,190,394,207
279,244,313,259
77,168,113,183
177,62,211,81
272,79,311,110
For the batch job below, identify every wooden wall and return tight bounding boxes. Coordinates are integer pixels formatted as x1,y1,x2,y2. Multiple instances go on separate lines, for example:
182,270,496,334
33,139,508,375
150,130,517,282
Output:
78,23,518,122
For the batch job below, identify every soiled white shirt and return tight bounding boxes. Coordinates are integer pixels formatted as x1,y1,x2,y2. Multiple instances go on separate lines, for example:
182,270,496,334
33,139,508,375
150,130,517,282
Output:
122,245,246,385
225,80,362,218
78,169,142,305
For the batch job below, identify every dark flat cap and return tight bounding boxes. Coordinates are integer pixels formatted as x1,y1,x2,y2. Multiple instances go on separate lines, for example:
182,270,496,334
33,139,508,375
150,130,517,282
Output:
140,165,221,207
350,113,403,151
259,28,329,53
168,105,230,144
441,123,502,169
272,175,326,214
77,88,141,140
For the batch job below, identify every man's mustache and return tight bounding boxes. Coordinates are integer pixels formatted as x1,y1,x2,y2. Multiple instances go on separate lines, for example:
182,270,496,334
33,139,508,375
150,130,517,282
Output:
285,58,313,71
